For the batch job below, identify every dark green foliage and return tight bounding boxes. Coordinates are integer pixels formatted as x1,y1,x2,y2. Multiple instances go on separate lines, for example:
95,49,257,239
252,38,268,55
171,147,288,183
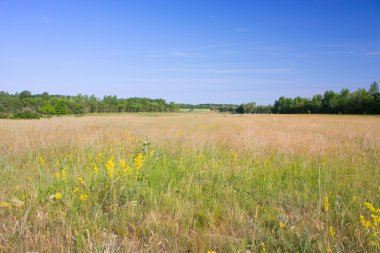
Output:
19,90,32,100
12,110,40,119
236,102,257,114
271,82,380,114
1,81,379,117
0,91,179,118
255,105,273,114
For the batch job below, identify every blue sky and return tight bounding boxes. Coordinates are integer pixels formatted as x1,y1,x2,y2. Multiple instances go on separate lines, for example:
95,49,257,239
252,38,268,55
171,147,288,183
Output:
0,0,379,104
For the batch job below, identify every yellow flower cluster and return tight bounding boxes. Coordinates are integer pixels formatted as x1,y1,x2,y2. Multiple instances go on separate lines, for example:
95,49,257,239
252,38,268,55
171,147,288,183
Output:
55,168,67,181
55,192,62,200
329,226,335,240
324,196,330,213
364,202,380,214
38,155,45,166
93,164,99,175
45,149,149,223
360,215,372,228
119,159,126,169
119,159,132,174
134,153,143,174
80,194,89,201
359,187,380,250
105,158,115,178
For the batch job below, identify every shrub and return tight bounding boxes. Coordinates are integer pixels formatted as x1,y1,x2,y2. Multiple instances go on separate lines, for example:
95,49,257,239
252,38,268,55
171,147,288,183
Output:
12,110,41,119
0,112,10,119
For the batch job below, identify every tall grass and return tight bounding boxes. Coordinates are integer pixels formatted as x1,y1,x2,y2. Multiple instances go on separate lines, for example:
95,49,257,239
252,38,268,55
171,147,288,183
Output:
0,113,379,252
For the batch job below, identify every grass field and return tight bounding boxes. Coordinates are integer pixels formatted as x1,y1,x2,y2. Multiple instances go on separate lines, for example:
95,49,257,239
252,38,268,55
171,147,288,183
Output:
0,113,379,252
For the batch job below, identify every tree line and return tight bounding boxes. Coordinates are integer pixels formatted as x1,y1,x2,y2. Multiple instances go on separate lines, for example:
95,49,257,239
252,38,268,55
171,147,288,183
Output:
0,91,178,118
229,81,379,114
1,82,379,118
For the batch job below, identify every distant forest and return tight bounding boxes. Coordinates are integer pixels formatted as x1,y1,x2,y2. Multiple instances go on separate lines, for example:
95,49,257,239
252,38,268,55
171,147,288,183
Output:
185,82,379,115
0,92,178,118
216,81,380,115
0,82,379,118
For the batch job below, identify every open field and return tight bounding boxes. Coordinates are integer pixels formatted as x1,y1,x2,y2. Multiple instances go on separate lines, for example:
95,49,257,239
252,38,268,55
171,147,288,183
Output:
0,113,379,252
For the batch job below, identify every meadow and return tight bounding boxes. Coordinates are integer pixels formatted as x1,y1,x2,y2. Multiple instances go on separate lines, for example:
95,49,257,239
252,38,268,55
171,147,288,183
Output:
0,113,379,252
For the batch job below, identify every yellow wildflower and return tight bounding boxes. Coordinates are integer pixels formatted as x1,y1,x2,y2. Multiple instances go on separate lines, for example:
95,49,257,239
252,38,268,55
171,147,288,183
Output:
371,214,380,226
105,158,115,178
329,226,335,240
61,168,67,180
55,192,63,200
72,187,79,193
1,201,11,208
279,221,286,229
324,196,330,213
261,241,266,252
207,251,216,253
74,229,79,236
134,153,143,174
93,164,98,175
119,159,126,169
38,155,45,166
78,177,85,185
80,194,89,201
364,202,380,214
360,215,372,228
359,187,380,250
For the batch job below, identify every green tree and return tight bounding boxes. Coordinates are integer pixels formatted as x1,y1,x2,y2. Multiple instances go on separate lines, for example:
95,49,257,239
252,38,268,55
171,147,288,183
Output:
54,100,68,114
338,89,350,113
322,90,339,113
19,90,32,100
311,94,322,113
39,104,56,115
369,81,379,96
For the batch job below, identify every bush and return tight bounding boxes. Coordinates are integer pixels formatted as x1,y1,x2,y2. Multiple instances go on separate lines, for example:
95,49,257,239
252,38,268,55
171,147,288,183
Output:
0,112,10,119
12,111,41,119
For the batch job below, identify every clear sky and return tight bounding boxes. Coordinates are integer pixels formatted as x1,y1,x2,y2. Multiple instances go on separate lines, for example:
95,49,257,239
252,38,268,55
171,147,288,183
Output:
0,0,379,104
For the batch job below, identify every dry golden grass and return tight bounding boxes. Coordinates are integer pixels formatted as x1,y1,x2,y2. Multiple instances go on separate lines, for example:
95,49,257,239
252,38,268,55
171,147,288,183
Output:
0,113,379,252
1,113,379,156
